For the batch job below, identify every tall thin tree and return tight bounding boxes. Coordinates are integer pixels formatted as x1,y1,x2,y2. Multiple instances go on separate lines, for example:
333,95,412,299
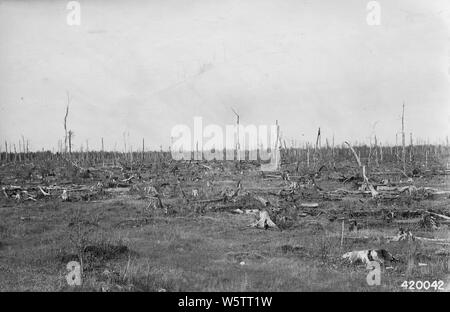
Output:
64,92,70,154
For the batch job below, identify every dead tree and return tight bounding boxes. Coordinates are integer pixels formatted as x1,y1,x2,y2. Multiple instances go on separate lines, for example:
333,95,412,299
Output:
314,127,321,167
401,103,406,173
21,135,26,161
68,130,74,157
345,141,377,198
64,92,70,154
332,134,335,161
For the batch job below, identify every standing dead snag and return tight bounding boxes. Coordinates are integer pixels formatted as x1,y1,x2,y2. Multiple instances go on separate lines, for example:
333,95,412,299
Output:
401,103,406,173
409,132,413,162
344,141,362,167
362,166,378,198
68,130,74,157
64,92,70,154
345,141,378,198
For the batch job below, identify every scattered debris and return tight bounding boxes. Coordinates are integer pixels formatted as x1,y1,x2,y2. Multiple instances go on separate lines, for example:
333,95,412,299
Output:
420,214,439,230
390,228,415,242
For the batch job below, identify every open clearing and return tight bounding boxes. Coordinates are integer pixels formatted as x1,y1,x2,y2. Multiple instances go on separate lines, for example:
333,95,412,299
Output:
1,152,449,292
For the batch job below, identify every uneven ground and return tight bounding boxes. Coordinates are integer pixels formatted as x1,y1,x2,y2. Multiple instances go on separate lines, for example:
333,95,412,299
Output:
0,157,449,291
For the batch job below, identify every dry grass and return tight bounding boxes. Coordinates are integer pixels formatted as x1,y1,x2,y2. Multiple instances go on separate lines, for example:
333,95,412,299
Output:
1,195,448,292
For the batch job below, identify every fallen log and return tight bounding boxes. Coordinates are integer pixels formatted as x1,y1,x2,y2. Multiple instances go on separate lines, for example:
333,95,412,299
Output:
299,202,319,208
427,211,450,221
394,218,422,224
38,186,50,196
415,237,450,245
195,197,224,204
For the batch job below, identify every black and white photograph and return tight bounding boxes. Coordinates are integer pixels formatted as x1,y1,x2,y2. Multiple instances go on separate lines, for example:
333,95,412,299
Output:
0,0,449,297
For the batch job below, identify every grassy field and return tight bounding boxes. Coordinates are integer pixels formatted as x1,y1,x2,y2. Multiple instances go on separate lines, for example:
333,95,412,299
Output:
0,158,449,292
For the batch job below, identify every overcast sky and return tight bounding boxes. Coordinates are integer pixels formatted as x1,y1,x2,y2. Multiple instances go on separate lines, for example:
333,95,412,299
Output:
0,0,449,151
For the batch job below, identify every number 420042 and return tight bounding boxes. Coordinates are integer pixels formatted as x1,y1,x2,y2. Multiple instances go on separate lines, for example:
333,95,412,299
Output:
401,280,444,291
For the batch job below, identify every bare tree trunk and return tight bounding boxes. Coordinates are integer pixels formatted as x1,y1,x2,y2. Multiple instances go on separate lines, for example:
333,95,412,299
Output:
68,131,73,158
345,141,362,167
231,108,240,162
21,135,26,161
64,92,70,154
401,103,406,172
18,140,22,162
